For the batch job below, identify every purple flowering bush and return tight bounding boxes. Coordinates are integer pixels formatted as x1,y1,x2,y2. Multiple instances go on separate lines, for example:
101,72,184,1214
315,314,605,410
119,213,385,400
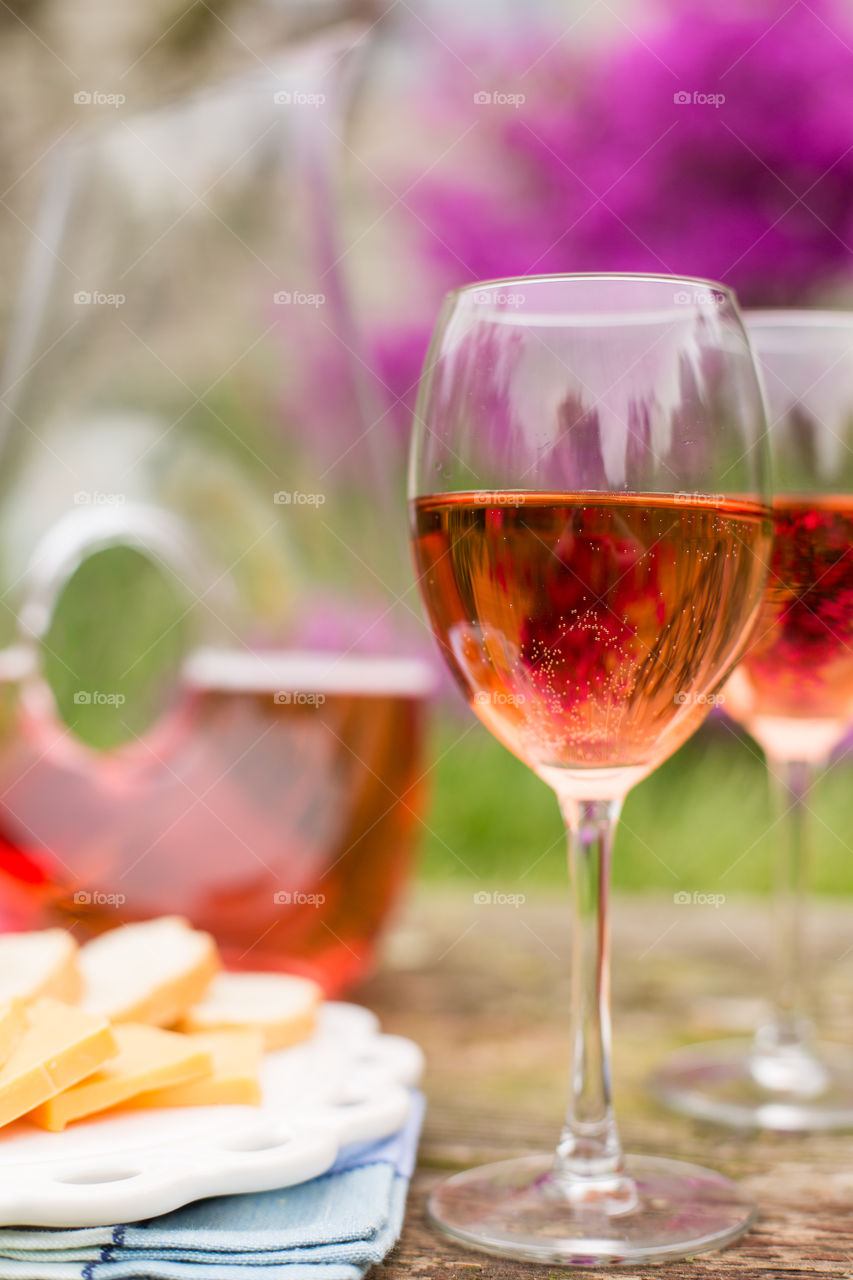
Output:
367,0,853,432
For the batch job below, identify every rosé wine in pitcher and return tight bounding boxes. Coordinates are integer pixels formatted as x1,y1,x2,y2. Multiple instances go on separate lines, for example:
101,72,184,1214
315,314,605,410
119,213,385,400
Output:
0,648,432,994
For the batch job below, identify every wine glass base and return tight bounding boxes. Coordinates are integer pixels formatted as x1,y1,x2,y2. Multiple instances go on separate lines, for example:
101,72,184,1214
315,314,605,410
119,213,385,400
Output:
426,1154,755,1266
651,1037,853,1130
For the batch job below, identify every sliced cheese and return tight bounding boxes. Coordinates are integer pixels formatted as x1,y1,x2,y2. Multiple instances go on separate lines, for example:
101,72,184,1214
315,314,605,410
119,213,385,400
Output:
125,1030,263,1109
80,917,220,1027
0,930,82,1005
0,1001,26,1068
28,1023,214,1131
179,972,321,1050
0,998,117,1128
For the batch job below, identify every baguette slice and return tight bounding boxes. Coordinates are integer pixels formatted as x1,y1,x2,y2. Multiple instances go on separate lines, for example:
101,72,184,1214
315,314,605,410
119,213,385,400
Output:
28,1023,214,1131
124,1030,263,1109
0,1001,26,1068
179,972,321,1050
80,917,220,1027
0,930,82,1005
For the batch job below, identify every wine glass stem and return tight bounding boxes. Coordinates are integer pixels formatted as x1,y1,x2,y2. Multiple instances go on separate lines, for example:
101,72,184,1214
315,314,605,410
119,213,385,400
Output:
554,794,627,1186
765,756,821,1047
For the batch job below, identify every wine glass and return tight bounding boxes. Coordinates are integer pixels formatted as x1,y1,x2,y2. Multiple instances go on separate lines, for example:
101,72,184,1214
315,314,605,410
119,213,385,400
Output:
409,274,772,1266
652,310,853,1130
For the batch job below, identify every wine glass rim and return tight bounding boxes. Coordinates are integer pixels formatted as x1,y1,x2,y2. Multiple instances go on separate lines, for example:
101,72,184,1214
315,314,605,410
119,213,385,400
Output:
447,271,734,301
745,308,853,329
445,273,736,327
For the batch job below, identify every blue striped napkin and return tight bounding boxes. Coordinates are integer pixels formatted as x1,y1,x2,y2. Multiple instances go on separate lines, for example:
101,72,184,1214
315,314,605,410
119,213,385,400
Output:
0,1093,424,1280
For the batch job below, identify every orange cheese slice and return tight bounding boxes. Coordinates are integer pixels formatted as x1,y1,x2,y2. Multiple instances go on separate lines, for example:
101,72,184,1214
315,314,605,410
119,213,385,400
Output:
28,1022,214,1131
0,998,117,1129
125,1030,263,1109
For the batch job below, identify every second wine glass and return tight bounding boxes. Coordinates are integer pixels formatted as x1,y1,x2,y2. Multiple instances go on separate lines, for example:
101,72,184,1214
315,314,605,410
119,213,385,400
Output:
652,310,853,1129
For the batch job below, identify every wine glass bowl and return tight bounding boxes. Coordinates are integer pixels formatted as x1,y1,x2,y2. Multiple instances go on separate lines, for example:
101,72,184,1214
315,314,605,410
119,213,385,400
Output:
412,276,770,802
652,310,853,1130
413,491,769,796
410,274,772,1264
725,314,853,761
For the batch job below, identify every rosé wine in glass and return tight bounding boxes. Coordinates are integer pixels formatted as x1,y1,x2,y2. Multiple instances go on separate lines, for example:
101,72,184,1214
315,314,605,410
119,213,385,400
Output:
653,311,853,1131
414,492,768,788
409,274,771,1264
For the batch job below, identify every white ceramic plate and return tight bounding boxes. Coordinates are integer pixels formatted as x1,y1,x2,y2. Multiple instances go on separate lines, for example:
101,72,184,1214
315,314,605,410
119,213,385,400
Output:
0,1002,423,1227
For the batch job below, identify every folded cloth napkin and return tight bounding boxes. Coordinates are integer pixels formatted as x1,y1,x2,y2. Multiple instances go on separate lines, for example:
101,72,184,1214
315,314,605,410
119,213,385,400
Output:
0,1093,425,1280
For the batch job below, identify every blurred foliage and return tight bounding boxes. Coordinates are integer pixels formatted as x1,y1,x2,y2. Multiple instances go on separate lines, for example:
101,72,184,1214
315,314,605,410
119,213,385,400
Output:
0,0,43,24
162,0,243,55
418,714,853,896
41,546,191,750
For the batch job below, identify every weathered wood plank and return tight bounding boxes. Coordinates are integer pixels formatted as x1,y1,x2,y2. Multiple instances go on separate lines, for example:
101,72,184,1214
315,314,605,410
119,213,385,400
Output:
359,892,853,1278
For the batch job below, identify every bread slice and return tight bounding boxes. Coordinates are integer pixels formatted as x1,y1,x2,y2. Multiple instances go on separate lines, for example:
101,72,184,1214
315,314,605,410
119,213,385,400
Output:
0,930,82,1006
80,917,220,1027
178,972,321,1050
0,1000,26,1068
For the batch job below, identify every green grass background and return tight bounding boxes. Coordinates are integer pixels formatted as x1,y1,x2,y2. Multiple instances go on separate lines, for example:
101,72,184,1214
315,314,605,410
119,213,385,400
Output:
418,713,853,895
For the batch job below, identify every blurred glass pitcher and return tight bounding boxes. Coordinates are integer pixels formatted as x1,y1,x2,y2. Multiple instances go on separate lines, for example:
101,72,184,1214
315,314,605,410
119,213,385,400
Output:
0,25,433,993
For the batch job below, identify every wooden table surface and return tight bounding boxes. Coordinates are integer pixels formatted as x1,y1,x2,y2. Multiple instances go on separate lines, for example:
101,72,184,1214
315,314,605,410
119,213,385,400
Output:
358,890,853,1279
